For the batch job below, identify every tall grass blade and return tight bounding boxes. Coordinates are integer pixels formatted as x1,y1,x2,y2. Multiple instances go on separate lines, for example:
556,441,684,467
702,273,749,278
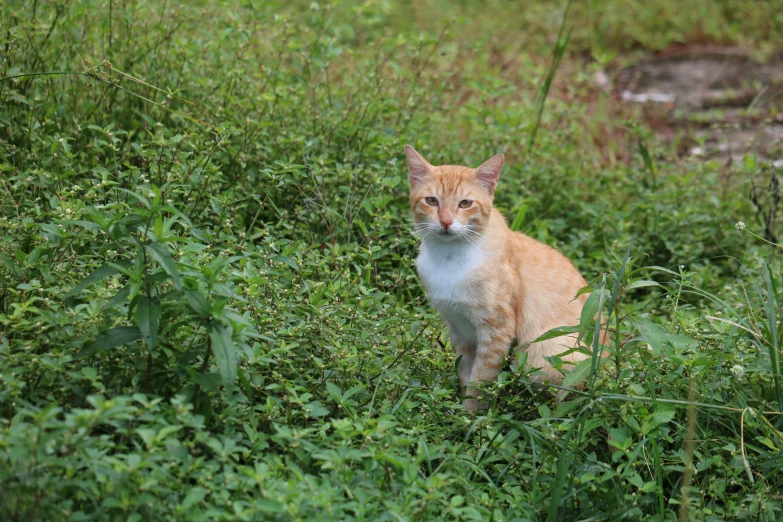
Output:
527,0,573,152
761,262,783,415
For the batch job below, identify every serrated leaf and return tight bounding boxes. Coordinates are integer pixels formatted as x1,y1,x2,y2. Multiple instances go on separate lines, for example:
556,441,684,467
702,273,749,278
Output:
209,324,237,390
562,357,593,388
136,296,160,351
78,326,142,358
146,242,183,290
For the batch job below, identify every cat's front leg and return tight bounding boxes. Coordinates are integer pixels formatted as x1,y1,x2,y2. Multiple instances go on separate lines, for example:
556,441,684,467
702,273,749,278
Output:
463,328,514,413
451,336,475,394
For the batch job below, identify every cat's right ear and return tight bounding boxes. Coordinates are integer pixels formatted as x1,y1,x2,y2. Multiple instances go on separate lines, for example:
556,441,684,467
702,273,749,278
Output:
405,145,432,189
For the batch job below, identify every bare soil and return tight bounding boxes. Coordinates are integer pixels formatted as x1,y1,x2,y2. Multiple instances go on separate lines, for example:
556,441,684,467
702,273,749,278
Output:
618,47,783,164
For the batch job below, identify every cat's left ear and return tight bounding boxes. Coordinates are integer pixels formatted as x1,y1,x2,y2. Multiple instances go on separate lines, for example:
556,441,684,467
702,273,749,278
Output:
474,154,504,195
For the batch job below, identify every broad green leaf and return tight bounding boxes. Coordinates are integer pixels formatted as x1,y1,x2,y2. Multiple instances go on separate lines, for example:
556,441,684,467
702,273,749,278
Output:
256,499,285,513
25,248,42,265
626,280,660,291
106,283,131,309
303,401,329,417
562,357,593,388
636,318,698,353
270,255,298,271
635,317,669,353
59,219,103,230
641,481,658,493
78,326,142,358
580,289,607,338
510,203,528,231
185,290,212,317
641,409,675,435
756,437,778,450
146,242,183,290
628,472,644,489
532,325,579,343
209,324,237,390
607,427,632,450
190,372,222,391
67,261,130,297
669,334,699,351
647,265,682,276
136,296,160,351
326,381,343,402
353,217,368,236
181,486,207,509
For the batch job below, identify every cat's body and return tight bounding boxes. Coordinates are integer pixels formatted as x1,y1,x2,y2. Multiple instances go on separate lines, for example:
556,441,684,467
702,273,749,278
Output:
406,147,593,412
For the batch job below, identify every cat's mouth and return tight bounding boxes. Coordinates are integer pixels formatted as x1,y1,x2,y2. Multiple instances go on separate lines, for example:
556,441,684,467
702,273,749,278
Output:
437,228,460,240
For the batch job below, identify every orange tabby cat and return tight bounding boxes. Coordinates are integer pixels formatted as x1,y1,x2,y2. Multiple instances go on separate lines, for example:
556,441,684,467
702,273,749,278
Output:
406,145,595,412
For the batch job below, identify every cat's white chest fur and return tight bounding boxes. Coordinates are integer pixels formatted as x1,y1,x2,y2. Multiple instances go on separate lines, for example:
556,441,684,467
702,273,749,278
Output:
417,239,487,343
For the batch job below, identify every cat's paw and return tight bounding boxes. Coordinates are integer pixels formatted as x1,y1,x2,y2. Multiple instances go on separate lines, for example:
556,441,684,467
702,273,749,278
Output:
463,398,479,413
462,398,489,414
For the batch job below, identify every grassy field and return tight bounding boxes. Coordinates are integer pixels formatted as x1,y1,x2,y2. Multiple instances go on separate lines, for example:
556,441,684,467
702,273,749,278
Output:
2,0,783,520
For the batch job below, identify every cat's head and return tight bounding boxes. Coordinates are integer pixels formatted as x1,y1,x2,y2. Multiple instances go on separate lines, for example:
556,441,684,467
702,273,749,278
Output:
405,145,504,243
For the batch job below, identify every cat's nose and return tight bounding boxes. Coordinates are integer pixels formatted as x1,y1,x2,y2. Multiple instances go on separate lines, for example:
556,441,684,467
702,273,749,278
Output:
440,220,453,230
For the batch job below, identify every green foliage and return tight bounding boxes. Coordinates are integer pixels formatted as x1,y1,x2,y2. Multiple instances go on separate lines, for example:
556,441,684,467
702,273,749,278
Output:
2,0,783,520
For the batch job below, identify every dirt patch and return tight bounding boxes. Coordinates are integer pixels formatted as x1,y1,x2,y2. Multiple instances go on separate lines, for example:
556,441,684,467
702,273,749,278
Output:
617,47,783,163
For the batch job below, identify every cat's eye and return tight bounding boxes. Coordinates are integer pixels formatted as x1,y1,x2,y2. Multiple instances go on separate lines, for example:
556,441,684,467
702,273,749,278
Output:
425,197,439,206
458,199,473,208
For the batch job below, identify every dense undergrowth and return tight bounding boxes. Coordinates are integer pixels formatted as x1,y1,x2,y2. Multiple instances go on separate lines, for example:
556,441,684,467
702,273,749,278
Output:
1,1,783,520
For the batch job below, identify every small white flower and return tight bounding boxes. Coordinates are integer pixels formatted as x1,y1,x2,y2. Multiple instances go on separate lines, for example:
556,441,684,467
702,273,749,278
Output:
65,208,72,215
730,364,744,379
147,192,155,198
735,221,746,231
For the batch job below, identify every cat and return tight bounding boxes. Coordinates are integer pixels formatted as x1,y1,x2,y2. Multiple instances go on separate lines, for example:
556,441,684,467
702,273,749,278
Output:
405,145,598,413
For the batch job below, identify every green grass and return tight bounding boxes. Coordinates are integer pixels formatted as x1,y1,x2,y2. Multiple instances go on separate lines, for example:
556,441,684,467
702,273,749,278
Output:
2,0,783,520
